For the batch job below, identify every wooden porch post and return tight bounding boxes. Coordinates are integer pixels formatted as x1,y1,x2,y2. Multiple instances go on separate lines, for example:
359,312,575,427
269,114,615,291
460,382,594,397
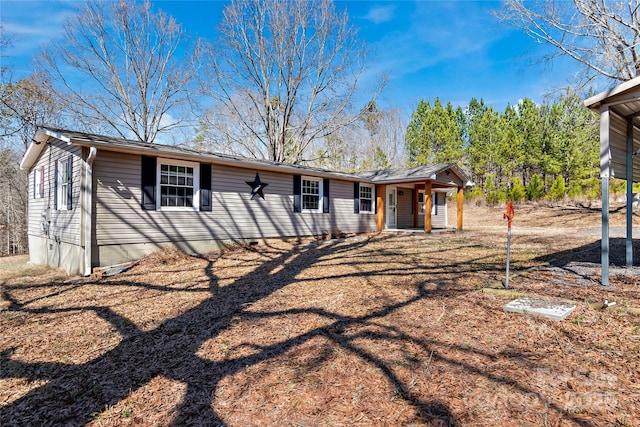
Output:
424,181,432,233
376,184,385,231
457,186,464,231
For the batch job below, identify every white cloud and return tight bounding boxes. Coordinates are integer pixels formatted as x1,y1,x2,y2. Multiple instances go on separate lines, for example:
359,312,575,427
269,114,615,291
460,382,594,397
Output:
365,2,508,80
1,1,76,76
353,1,544,112
363,5,396,24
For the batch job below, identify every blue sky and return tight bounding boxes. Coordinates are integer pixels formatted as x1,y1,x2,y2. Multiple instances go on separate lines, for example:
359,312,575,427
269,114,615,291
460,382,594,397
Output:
1,0,578,115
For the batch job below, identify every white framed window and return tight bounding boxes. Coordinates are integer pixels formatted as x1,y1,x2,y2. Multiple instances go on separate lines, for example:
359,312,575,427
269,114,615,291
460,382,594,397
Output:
34,167,44,199
359,184,374,213
302,177,322,212
418,191,437,215
56,158,71,210
157,158,199,210
433,192,438,215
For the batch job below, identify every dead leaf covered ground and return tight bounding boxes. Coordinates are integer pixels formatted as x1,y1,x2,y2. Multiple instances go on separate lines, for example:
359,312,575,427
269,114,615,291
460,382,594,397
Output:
1,203,639,426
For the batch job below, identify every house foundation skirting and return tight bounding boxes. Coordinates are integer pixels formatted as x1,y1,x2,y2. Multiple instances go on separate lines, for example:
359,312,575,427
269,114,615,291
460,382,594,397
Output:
94,235,356,270
28,235,85,276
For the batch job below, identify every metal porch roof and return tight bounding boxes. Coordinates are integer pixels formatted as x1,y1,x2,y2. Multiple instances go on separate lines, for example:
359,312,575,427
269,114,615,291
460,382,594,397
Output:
583,77,640,286
584,76,640,183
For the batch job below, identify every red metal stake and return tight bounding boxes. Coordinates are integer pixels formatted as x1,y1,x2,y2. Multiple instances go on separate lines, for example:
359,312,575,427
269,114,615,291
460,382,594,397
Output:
503,202,515,288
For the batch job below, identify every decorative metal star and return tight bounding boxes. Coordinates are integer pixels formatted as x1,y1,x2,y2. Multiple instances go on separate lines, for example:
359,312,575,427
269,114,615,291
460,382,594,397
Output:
246,172,269,200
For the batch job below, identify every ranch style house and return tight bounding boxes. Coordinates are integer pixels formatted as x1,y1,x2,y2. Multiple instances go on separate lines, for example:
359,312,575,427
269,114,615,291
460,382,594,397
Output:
20,128,472,275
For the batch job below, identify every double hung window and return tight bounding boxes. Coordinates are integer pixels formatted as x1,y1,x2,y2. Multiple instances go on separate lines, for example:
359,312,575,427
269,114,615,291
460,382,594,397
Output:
359,184,374,213
302,178,321,211
157,159,199,210
418,190,437,215
56,157,71,210
34,167,44,199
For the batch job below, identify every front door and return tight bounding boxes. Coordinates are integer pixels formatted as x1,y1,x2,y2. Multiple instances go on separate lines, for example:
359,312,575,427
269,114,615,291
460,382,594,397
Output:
386,187,397,228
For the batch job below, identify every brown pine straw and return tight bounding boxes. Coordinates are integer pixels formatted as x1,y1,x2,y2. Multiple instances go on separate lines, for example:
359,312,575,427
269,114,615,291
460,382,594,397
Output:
1,203,639,426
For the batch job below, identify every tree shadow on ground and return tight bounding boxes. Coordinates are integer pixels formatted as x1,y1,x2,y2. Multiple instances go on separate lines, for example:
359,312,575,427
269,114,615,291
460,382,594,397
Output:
534,237,640,268
575,202,630,214
1,234,596,426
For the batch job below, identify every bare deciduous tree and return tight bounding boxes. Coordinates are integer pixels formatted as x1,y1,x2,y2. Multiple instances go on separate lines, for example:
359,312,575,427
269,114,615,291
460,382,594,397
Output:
0,25,11,79
0,30,54,256
0,147,27,256
1,73,59,149
497,0,640,87
38,0,200,143
311,103,406,172
200,0,381,164
0,71,59,254
359,102,406,169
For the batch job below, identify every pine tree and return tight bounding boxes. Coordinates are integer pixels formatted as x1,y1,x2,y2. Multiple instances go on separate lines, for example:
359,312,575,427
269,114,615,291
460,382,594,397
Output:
405,98,464,166
516,98,543,185
509,177,526,202
406,100,431,166
526,174,545,201
467,102,499,190
496,106,523,190
547,176,567,201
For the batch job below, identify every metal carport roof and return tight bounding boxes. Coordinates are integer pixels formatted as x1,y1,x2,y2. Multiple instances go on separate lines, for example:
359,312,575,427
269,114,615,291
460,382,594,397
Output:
584,76,640,285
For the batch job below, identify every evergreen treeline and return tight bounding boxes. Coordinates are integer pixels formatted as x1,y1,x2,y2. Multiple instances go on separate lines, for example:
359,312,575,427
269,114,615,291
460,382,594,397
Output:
405,88,606,203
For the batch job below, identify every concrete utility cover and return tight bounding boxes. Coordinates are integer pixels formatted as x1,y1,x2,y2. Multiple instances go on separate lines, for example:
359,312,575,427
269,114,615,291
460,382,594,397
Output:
503,298,576,321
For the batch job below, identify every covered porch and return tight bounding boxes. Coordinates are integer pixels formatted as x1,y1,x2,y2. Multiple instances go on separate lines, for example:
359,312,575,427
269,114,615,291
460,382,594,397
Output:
359,164,472,233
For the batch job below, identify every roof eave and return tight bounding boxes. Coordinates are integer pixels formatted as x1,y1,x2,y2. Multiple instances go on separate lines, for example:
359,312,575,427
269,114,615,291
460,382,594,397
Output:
47,134,365,182
584,76,640,111
23,128,475,187
368,164,473,187
20,129,71,170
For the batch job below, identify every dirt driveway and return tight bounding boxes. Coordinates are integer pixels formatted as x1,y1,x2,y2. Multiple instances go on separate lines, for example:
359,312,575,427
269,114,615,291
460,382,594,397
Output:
1,203,639,426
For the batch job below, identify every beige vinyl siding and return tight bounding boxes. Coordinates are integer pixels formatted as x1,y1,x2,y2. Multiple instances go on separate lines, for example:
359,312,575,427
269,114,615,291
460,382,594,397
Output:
27,139,82,245
396,187,413,228
432,192,447,229
416,191,448,229
94,152,376,246
395,187,448,229
27,158,49,238
433,170,465,188
608,110,640,179
94,151,144,244
332,180,377,233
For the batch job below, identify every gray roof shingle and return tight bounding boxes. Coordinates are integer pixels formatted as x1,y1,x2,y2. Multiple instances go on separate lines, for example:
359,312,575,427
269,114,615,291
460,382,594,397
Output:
24,127,471,186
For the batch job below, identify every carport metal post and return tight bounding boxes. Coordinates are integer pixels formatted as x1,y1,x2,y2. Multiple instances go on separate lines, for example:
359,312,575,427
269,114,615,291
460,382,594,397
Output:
626,118,634,268
601,106,610,286
602,177,610,286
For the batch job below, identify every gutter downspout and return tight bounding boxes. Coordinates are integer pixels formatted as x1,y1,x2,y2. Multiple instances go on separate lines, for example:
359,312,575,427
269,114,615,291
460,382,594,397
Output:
84,147,97,276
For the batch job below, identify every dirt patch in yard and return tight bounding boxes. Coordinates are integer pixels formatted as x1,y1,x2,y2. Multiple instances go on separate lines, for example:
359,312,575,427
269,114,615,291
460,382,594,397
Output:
1,204,639,426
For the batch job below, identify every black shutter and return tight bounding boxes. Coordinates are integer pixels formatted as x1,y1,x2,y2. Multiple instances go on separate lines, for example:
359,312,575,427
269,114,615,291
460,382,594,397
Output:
293,175,302,212
141,156,157,210
66,156,73,210
353,182,360,214
323,178,330,213
200,163,212,211
54,160,58,209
